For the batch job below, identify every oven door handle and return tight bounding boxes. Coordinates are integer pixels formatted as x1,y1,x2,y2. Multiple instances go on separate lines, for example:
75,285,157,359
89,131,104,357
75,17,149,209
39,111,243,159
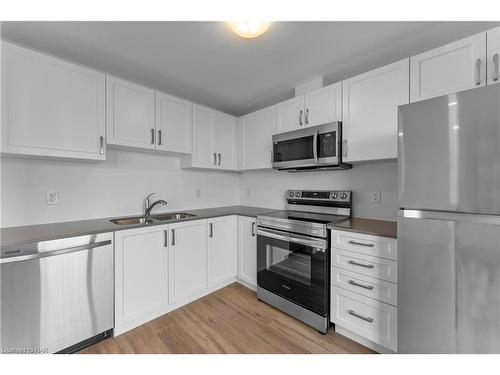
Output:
256,228,327,251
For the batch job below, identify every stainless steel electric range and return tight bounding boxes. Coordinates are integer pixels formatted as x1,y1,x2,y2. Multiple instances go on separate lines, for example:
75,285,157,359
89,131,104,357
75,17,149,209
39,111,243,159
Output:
256,190,351,333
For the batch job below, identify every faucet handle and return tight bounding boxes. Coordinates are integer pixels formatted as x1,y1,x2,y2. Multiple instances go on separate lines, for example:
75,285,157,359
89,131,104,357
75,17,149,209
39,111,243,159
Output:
146,192,155,200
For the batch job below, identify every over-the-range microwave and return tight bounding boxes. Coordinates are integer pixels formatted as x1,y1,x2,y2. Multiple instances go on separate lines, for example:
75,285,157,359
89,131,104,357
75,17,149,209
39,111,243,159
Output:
272,122,352,171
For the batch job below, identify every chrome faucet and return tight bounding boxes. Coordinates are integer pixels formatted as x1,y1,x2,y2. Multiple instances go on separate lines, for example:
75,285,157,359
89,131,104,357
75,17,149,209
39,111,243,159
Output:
144,192,167,216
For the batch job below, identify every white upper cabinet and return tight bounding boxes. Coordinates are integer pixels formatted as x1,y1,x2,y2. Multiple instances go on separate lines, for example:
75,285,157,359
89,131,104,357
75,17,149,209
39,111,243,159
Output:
207,216,237,287
181,105,237,171
304,82,342,127
410,33,487,102
342,59,409,163
1,42,106,160
216,112,238,170
239,105,276,170
106,76,156,150
276,96,304,133
276,83,342,133
155,92,192,153
487,26,500,85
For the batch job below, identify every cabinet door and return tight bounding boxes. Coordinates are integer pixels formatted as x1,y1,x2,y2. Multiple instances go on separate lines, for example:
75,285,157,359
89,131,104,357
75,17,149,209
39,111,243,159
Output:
155,92,192,153
239,105,276,170
106,76,156,149
487,26,500,85
276,96,304,133
410,33,486,102
216,112,237,170
191,105,217,168
304,82,342,127
114,225,169,333
207,216,237,287
1,42,106,160
169,220,207,304
342,59,409,162
237,216,257,287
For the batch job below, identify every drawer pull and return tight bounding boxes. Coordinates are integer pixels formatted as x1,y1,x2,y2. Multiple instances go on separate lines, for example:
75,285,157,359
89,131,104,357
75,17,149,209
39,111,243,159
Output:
348,279,374,290
348,260,374,269
348,309,374,323
348,240,374,247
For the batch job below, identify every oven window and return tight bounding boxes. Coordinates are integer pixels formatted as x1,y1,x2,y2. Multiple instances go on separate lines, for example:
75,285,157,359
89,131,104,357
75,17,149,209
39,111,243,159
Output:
266,244,312,286
274,135,314,162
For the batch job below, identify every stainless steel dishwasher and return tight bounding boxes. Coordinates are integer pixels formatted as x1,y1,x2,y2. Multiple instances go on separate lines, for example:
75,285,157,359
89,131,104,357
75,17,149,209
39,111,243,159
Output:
0,232,114,353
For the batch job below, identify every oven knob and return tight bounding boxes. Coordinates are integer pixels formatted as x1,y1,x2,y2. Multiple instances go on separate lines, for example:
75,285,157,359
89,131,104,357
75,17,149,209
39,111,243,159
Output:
295,192,301,197
340,192,347,200
289,192,294,197
332,192,338,199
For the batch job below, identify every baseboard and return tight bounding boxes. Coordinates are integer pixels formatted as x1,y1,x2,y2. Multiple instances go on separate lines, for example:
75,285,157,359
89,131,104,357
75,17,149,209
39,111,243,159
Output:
236,278,257,291
114,277,239,336
334,325,395,354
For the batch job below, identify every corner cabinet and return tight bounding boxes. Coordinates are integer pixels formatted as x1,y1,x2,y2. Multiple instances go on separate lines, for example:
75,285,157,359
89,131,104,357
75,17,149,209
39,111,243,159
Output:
237,216,257,288
181,105,237,171
207,216,237,287
410,32,486,102
114,225,169,335
276,82,342,133
1,42,106,160
239,105,276,170
342,59,409,163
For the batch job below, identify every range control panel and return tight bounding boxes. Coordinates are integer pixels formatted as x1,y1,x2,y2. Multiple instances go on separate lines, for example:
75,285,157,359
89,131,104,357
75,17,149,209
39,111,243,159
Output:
286,190,351,203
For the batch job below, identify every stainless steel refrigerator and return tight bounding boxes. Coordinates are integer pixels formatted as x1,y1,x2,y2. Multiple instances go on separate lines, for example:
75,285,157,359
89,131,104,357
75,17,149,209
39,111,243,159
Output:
397,84,500,353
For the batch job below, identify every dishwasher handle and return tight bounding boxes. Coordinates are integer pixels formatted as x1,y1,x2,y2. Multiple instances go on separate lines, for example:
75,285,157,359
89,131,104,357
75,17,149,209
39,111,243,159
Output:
0,240,112,264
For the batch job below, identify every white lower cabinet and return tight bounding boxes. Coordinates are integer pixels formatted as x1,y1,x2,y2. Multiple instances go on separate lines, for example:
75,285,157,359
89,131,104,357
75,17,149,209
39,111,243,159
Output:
331,229,398,352
237,216,257,287
207,216,237,287
168,219,208,304
114,225,169,335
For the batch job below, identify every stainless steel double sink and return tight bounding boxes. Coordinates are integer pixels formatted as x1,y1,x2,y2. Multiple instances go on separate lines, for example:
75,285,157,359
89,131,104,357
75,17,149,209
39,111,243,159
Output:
110,213,196,226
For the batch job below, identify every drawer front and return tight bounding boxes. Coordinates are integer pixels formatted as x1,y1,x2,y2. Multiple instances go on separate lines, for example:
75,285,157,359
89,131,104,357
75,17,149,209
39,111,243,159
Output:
331,286,397,351
331,267,397,306
332,249,397,283
331,229,397,260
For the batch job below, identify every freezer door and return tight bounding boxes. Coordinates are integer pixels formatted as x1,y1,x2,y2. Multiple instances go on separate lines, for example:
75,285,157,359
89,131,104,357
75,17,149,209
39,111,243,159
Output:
398,84,500,214
398,210,500,353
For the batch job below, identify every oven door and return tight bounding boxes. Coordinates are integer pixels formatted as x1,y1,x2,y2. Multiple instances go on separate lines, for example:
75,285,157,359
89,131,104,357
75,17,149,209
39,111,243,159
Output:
256,227,329,315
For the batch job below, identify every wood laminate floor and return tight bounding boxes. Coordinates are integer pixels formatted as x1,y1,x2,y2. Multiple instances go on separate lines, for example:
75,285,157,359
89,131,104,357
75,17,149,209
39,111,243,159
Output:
81,283,375,354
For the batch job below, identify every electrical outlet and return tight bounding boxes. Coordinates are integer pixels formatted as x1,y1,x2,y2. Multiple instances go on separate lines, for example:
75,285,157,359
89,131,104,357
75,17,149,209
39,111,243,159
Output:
46,191,59,205
368,190,381,203
196,188,202,198
246,188,251,197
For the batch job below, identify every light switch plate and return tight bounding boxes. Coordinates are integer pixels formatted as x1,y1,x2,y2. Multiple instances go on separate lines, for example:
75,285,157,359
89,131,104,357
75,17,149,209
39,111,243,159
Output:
46,191,59,205
369,190,381,203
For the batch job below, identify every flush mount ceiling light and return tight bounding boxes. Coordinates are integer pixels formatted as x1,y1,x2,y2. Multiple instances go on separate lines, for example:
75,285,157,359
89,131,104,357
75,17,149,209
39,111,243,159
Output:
228,21,271,39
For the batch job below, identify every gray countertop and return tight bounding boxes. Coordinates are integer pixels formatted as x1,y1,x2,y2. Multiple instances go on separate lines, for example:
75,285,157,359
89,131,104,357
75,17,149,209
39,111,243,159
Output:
327,217,397,239
1,206,277,247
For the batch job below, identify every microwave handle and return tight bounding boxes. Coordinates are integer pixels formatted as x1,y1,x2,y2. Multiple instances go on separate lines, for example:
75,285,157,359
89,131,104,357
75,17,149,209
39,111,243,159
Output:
313,130,319,162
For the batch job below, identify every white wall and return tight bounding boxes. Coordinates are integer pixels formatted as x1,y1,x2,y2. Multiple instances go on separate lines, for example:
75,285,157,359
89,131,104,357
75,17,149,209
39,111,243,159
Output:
238,161,398,221
0,149,240,227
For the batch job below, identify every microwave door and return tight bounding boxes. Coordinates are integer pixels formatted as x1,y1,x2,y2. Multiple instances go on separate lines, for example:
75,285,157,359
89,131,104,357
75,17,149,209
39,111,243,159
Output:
272,132,318,169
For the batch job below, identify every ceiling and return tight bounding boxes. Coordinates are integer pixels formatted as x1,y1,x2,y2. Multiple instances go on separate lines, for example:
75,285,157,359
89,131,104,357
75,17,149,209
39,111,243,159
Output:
2,21,499,116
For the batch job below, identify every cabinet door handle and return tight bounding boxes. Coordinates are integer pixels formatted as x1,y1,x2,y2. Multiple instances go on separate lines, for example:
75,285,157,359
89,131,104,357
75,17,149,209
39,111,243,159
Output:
163,230,168,247
251,222,256,236
348,309,374,323
348,260,374,269
494,53,499,82
213,152,217,165
158,130,162,146
209,223,213,238
348,240,375,247
218,153,221,166
171,229,175,246
343,139,348,157
299,110,303,126
348,279,374,290
305,108,309,124
99,136,104,155
475,58,482,85
151,128,155,144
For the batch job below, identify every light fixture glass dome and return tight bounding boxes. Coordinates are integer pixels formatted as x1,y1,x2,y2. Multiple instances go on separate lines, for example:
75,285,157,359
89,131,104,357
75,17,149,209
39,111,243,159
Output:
228,21,270,39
